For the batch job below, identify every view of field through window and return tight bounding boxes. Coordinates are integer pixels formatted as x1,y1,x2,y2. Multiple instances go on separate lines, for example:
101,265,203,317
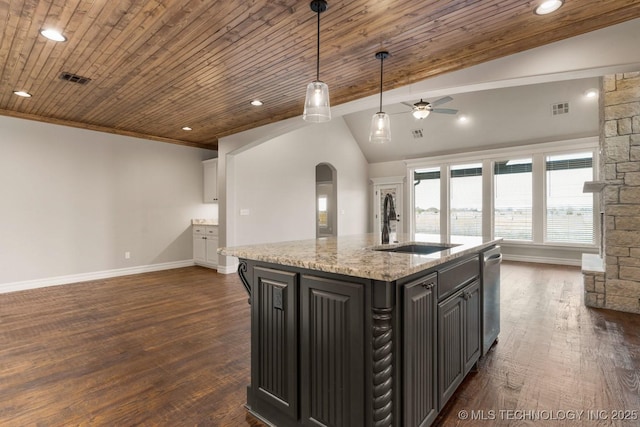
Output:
546,152,594,244
495,158,532,240
413,152,594,244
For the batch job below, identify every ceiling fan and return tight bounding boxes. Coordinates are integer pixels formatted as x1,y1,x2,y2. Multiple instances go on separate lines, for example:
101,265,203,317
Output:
399,96,458,119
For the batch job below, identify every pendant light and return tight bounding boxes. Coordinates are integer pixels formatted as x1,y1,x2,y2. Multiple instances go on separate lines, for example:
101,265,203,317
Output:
369,51,391,144
303,0,331,123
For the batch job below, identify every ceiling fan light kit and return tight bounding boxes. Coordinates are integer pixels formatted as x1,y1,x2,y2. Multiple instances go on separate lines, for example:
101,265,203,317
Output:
303,0,331,123
369,51,391,144
411,99,431,119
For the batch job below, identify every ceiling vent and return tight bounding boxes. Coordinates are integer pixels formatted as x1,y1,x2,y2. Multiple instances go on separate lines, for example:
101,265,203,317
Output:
59,72,91,85
411,128,424,139
552,102,569,116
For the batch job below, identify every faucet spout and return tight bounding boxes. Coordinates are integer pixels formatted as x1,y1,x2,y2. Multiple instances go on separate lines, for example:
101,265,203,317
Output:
382,193,397,244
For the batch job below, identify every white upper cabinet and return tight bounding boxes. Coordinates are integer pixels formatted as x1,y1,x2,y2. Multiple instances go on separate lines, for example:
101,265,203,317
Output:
203,158,218,203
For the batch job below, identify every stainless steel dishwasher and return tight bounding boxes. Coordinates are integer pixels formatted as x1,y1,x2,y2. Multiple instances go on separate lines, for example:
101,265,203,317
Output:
481,246,501,356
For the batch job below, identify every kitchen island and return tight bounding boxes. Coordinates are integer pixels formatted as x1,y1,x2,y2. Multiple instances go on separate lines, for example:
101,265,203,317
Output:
219,234,501,427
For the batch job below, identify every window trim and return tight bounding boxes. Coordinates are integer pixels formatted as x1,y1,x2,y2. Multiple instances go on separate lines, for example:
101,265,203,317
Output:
406,137,599,248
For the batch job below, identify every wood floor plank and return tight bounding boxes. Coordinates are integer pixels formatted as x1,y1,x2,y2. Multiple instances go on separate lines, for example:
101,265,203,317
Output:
1,262,639,426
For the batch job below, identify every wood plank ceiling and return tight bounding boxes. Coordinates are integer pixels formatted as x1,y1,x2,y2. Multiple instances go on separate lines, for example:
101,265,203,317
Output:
1,0,640,151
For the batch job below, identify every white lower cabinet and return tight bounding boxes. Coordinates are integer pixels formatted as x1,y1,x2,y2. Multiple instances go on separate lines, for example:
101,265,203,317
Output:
193,225,218,268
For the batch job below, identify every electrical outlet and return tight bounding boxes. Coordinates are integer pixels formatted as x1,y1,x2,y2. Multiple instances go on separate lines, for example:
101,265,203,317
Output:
125,251,131,259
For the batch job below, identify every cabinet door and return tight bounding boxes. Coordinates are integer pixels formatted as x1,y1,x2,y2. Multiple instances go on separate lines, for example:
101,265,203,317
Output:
203,159,218,203
437,292,465,410
193,235,206,263
463,280,481,374
250,266,298,423
300,275,364,427
403,273,437,427
205,237,218,266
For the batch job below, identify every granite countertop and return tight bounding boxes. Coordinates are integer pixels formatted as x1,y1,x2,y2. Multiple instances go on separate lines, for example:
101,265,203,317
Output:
191,219,218,226
219,233,501,282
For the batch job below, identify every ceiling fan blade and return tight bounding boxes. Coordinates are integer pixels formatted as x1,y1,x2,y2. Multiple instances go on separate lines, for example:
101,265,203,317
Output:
431,96,453,107
400,101,415,108
432,108,458,115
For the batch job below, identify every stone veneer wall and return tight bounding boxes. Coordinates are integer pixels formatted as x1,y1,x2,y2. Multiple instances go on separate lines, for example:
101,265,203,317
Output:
583,262,605,308
597,72,640,314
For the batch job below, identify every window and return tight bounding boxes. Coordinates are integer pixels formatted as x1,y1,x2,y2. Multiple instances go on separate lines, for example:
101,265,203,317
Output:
494,158,532,240
450,163,482,236
408,140,598,249
414,167,440,235
545,152,594,244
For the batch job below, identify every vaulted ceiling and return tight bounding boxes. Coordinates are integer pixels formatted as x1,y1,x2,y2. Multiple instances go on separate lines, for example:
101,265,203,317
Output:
2,1,640,151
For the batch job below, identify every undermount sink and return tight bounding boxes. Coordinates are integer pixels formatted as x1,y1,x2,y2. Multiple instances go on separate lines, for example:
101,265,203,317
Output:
373,243,461,255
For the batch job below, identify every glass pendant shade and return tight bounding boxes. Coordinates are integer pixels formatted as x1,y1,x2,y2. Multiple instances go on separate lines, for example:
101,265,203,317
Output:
303,81,331,122
369,112,391,144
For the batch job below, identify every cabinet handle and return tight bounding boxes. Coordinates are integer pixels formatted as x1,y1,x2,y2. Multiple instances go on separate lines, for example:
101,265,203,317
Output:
421,282,435,290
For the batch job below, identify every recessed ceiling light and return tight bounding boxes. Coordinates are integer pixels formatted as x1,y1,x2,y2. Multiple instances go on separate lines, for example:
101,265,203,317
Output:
250,100,263,106
458,115,469,123
534,0,564,15
13,90,32,98
182,126,192,131
585,89,598,99
40,29,67,42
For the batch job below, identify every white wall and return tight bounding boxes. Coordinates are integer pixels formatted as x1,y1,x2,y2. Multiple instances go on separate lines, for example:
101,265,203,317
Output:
0,116,216,289
227,117,368,247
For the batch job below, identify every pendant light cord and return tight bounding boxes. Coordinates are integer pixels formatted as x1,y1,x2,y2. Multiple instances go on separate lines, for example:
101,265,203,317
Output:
316,8,321,82
378,55,384,113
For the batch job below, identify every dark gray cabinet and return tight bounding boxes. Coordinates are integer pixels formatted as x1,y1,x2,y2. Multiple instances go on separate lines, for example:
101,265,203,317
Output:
403,272,438,427
463,280,481,373
239,249,491,427
300,274,364,427
437,279,481,410
249,266,299,425
248,268,365,427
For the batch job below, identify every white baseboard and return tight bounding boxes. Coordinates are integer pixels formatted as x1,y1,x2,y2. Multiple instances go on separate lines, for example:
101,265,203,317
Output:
217,263,239,275
502,254,581,267
0,260,196,294
3,254,579,294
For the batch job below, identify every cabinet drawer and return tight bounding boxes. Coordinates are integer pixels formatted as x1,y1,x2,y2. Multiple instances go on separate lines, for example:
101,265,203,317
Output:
205,226,218,237
193,226,206,236
438,255,480,300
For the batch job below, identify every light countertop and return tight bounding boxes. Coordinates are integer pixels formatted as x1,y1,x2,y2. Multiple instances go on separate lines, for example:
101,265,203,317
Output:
191,219,218,226
219,233,501,282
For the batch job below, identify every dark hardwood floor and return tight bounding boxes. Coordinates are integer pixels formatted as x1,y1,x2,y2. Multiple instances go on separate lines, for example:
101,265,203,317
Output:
1,262,639,426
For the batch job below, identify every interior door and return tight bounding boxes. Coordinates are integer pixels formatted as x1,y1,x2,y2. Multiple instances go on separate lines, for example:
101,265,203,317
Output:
373,183,403,240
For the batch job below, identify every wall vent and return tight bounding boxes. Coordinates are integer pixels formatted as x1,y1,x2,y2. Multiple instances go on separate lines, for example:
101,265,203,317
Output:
411,129,424,139
59,72,91,85
552,102,569,115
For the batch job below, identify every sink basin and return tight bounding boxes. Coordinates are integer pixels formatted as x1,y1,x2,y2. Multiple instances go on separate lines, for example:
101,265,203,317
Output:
373,243,460,255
